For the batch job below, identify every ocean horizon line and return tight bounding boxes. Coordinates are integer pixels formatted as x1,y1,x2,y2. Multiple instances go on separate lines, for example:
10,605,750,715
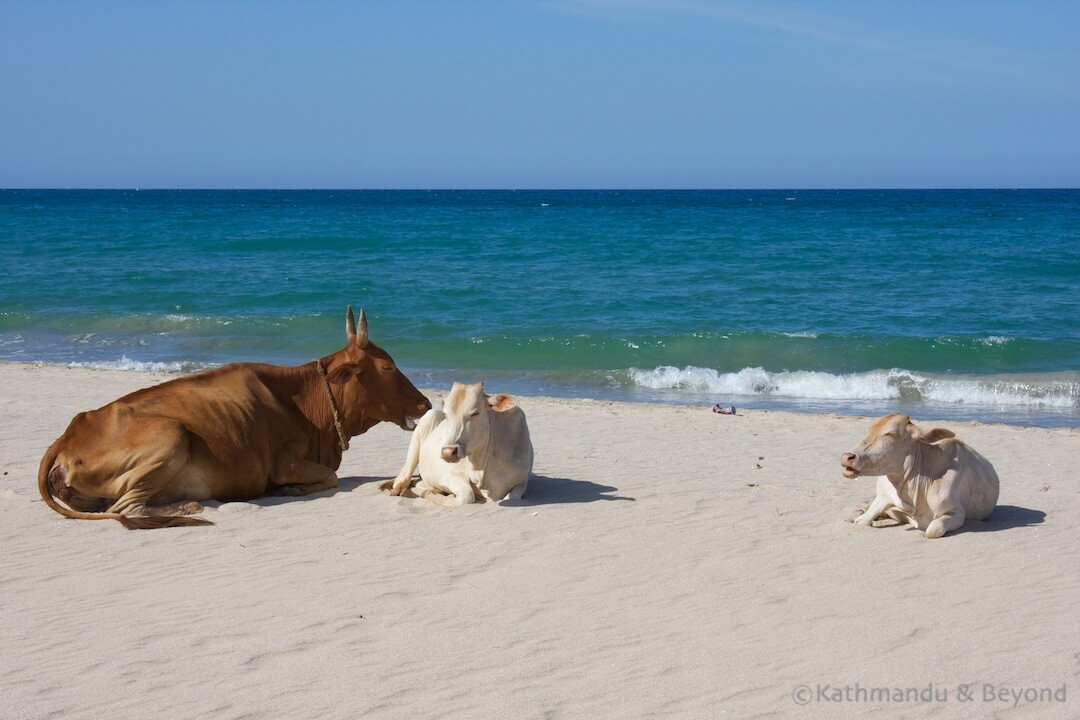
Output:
3,186,1078,192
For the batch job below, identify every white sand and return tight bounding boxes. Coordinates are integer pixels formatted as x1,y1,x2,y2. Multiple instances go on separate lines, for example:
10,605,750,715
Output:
2,363,1078,719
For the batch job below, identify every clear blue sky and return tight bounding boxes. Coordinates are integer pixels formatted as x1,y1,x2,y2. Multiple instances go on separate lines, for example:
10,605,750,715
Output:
2,0,1077,188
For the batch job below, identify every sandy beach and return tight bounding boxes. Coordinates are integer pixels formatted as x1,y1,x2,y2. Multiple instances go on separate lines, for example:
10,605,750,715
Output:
2,362,1077,719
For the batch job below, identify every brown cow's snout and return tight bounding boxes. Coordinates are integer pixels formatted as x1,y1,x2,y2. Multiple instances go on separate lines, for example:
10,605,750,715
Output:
409,397,432,421
441,446,461,463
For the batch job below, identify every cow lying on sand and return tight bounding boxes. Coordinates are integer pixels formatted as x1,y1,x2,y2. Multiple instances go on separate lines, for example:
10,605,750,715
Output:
38,307,431,529
381,382,533,505
840,413,999,539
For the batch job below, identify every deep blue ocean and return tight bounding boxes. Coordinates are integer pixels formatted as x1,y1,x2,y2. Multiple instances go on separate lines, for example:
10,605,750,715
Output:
1,189,1078,427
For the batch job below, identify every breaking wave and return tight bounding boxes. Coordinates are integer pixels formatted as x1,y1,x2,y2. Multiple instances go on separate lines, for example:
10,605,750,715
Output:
67,356,205,374
626,366,1080,409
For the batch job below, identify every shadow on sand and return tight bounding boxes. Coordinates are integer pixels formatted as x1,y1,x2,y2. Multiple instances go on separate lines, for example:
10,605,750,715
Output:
236,476,388,508
867,504,1046,536
964,504,1046,534
502,474,635,506
239,474,632,508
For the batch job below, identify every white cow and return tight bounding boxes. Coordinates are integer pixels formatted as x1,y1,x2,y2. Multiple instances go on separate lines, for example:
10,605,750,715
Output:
840,413,999,539
382,382,533,505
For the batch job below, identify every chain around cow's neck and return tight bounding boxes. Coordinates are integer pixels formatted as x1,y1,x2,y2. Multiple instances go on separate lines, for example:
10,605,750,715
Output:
314,360,350,452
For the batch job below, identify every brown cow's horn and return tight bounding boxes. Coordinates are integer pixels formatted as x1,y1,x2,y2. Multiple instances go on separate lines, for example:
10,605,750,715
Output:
355,308,369,348
346,305,356,341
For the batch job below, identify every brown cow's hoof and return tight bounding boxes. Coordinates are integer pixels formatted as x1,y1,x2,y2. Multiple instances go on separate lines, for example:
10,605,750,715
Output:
275,485,304,496
179,501,204,515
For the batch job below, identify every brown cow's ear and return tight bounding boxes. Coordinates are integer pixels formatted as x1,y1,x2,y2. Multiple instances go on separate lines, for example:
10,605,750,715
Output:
914,426,955,444
488,393,516,412
328,363,360,384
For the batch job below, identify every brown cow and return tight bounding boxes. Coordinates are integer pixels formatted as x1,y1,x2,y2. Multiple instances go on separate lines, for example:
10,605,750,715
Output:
38,307,431,529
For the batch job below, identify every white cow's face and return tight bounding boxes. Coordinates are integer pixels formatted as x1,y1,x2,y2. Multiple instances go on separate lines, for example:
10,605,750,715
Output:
840,414,954,478
439,382,516,463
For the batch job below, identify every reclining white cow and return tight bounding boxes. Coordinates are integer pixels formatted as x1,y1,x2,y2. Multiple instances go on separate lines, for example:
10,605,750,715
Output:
382,382,533,505
840,413,999,539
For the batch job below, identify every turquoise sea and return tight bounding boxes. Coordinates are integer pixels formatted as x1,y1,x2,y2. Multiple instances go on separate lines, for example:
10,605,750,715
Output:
1,189,1078,427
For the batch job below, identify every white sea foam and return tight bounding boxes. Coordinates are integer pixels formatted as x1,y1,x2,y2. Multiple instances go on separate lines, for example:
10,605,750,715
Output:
918,377,1076,408
68,356,197,373
627,366,1079,408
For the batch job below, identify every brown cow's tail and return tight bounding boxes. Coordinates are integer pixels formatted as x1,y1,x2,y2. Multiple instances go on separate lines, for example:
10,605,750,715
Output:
115,514,214,529
37,443,213,529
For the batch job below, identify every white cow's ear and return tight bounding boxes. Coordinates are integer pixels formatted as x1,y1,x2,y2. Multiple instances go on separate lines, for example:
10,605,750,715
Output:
913,426,955,444
488,393,516,412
